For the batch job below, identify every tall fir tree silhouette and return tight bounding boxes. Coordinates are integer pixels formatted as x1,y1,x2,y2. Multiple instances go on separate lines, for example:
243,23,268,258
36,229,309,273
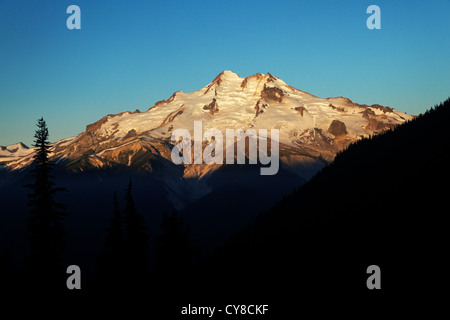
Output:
156,210,196,277
123,179,149,286
97,192,125,289
105,192,124,261
25,117,66,285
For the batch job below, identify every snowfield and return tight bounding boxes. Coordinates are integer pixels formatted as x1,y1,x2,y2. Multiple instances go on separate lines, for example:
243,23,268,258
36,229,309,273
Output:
1,71,414,171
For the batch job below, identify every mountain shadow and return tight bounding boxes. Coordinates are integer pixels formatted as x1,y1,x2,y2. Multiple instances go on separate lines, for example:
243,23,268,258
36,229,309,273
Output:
188,98,450,312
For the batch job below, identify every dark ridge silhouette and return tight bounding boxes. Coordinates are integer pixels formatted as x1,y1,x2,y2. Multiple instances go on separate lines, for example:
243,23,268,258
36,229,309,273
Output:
2,100,448,317
189,98,450,312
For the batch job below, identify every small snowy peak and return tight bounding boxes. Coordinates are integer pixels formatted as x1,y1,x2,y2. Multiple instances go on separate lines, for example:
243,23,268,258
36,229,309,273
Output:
240,73,266,89
0,142,34,167
207,71,241,87
219,70,241,79
6,142,28,152
240,73,280,95
0,142,31,157
204,71,243,95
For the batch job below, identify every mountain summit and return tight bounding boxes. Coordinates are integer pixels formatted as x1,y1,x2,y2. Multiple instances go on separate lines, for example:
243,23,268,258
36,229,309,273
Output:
0,142,31,163
2,70,413,175
0,71,417,248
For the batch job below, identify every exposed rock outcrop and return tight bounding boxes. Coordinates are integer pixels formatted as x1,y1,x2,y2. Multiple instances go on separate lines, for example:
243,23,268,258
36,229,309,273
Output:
203,98,219,115
328,120,348,137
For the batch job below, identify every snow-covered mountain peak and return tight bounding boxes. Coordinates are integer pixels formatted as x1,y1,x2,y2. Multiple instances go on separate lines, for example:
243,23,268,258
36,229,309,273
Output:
1,71,415,172
0,142,33,164
5,142,29,152
217,70,241,80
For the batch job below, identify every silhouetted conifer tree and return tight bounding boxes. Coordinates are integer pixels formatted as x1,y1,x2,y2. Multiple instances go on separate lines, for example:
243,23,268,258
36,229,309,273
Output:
105,192,124,259
123,179,149,286
97,192,125,289
156,210,196,276
25,117,66,286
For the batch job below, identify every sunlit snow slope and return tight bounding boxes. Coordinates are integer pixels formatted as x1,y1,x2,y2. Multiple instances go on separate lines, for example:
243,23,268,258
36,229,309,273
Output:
2,71,413,174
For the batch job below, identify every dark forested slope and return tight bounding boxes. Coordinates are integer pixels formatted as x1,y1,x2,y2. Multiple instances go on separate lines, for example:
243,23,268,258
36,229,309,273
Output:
196,98,450,308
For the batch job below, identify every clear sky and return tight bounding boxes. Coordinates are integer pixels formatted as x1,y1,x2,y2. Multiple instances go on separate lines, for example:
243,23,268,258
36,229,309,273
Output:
1,0,449,147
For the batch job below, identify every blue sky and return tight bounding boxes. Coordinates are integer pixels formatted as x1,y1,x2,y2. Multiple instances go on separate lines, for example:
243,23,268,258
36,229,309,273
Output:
1,0,449,147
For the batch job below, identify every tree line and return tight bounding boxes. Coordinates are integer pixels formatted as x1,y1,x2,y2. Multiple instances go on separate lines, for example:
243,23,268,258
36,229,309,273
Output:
1,117,197,295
